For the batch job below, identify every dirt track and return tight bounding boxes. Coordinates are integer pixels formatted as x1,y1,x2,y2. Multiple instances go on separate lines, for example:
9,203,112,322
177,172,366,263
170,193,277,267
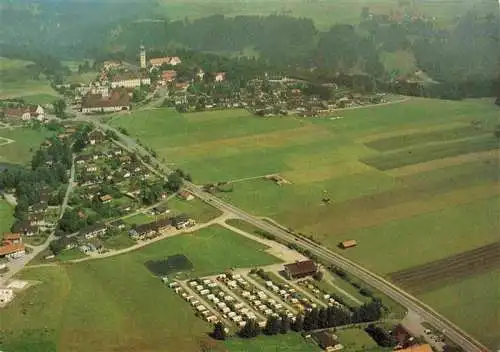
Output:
389,242,500,293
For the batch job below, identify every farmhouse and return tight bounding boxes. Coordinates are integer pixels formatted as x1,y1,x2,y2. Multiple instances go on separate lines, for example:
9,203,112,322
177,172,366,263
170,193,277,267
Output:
283,260,318,279
0,233,25,259
3,105,44,121
130,223,157,239
110,72,151,88
149,56,182,68
80,224,107,239
340,240,357,249
81,89,131,113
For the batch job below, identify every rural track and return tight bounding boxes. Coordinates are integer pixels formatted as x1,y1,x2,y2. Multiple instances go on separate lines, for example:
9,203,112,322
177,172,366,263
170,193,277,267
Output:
74,110,491,352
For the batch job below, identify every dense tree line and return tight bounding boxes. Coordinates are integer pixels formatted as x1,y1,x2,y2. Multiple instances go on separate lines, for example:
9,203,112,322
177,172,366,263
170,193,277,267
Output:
231,299,383,340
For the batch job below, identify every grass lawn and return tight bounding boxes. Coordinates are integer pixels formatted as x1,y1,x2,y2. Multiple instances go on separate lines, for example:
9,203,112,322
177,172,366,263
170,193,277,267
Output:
1,225,280,352
335,327,388,352
56,248,87,262
168,197,222,223
419,269,500,350
225,333,320,352
123,212,155,225
0,200,14,233
102,233,136,250
0,127,54,165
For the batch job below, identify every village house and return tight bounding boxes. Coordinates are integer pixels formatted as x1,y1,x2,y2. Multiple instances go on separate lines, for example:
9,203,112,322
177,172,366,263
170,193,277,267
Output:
80,224,107,240
102,60,122,71
178,190,194,201
129,223,156,240
86,164,98,172
215,72,226,82
152,205,169,215
283,260,318,279
29,202,48,214
88,130,106,145
76,155,92,165
171,215,194,230
11,221,36,236
0,233,25,259
110,72,151,89
99,194,113,204
3,105,44,121
110,219,127,230
149,56,182,68
28,214,44,226
161,70,177,83
81,89,132,113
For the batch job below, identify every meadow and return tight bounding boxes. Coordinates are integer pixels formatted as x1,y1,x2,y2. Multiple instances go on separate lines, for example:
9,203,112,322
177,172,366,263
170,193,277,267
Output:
0,57,58,100
1,225,281,352
110,98,500,346
0,200,14,233
225,333,320,352
0,127,54,165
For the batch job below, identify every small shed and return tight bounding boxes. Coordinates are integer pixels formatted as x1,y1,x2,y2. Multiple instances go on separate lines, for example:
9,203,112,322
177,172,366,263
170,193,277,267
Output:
340,240,357,249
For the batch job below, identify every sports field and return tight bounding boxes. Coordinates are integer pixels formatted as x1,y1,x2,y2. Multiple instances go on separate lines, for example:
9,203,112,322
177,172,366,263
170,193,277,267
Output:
110,98,499,346
0,127,54,165
1,225,281,352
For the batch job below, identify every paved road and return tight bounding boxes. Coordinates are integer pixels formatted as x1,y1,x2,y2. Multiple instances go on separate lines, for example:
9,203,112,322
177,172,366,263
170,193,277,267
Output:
73,110,489,352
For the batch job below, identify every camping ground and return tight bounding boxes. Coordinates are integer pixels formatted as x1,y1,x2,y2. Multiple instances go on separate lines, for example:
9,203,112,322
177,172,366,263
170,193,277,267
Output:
109,97,500,348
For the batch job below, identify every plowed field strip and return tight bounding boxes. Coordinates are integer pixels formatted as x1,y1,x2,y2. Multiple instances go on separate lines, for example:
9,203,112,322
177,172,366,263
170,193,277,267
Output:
390,242,500,293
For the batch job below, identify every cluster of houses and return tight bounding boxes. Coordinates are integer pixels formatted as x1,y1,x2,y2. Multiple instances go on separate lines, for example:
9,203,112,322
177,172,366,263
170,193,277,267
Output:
128,214,195,240
0,104,46,121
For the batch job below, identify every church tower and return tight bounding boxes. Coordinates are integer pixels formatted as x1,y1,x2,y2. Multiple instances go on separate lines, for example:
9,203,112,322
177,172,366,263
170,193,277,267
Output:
140,45,146,69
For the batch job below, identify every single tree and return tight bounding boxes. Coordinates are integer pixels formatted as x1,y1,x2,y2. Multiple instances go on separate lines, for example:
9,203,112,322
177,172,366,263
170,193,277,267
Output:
211,322,226,340
53,99,67,118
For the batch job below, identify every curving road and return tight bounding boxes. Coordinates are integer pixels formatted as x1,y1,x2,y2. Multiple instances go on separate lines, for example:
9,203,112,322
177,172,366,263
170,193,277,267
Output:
74,111,490,352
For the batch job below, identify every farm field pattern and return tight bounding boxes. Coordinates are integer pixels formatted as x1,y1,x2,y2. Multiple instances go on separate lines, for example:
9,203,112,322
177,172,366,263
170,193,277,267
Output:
110,98,500,348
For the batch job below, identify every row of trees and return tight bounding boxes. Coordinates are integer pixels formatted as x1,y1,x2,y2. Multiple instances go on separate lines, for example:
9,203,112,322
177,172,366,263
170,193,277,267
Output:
213,299,384,340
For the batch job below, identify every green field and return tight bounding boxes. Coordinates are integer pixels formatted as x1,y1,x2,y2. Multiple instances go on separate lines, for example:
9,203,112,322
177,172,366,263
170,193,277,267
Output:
225,333,320,352
335,328,389,352
1,225,281,352
20,93,60,105
56,248,88,262
110,98,500,346
0,127,54,165
168,197,223,223
0,57,58,99
102,233,136,250
123,212,155,225
0,200,14,233
419,269,500,350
